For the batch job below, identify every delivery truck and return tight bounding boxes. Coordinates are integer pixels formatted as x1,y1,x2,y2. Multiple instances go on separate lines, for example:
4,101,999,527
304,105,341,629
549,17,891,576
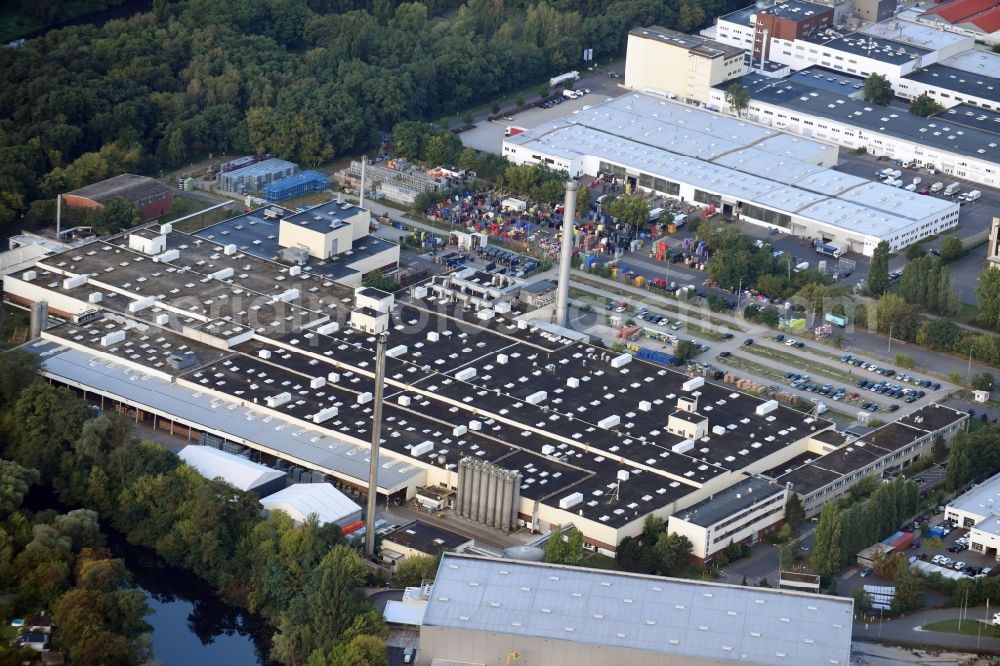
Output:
815,241,846,258
944,182,961,196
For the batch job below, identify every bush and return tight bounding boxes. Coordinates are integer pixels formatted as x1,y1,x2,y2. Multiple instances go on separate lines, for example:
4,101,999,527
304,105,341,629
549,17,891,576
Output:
714,553,730,567
895,354,915,370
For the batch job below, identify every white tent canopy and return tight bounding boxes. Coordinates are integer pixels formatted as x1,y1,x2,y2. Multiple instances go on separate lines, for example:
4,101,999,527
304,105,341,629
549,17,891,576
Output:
178,445,286,493
260,483,361,527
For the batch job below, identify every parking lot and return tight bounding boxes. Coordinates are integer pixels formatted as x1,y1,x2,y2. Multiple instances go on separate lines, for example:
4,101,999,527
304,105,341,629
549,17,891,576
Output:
459,70,626,154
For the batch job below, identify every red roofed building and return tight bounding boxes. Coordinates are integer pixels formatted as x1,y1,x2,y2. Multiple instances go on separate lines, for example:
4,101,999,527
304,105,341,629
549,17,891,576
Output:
920,0,1000,44
63,174,173,221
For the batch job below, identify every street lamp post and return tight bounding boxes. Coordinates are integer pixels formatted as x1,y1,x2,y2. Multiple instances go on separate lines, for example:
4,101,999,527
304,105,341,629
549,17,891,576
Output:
365,329,389,560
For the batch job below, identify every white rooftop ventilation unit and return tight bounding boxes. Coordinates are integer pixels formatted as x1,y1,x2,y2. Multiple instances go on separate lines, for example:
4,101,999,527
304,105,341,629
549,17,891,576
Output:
682,377,705,392
559,492,584,510
672,439,695,454
756,400,779,416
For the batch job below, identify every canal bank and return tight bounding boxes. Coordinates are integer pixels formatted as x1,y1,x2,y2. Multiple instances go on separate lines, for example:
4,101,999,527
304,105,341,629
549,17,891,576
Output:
23,485,275,665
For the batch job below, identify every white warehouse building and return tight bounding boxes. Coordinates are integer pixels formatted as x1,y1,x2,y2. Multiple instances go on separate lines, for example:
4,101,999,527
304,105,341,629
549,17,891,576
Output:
707,73,1000,188
502,94,958,255
945,471,1000,562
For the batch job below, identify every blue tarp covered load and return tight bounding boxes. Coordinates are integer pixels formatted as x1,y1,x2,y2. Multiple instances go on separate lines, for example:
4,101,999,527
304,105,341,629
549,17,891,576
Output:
264,171,330,202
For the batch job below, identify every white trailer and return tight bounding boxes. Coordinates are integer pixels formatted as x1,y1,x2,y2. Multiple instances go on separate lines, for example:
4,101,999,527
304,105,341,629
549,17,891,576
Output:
549,71,580,88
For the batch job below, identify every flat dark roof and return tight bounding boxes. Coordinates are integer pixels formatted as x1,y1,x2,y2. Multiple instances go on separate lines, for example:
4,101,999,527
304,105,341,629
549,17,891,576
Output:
757,0,832,21
904,64,1000,104
808,441,882,475
677,476,784,527
777,462,842,495
791,66,867,94
193,209,396,282
807,33,930,64
736,76,1000,163
383,520,471,554
812,428,851,446
938,103,1000,137
721,4,757,27
897,402,968,433
630,26,743,59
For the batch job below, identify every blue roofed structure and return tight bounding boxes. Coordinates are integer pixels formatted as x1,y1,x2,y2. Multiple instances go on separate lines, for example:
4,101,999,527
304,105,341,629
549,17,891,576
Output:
264,171,330,203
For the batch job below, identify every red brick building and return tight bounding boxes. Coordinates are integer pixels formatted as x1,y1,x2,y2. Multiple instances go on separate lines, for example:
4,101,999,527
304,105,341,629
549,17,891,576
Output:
63,173,173,221
752,1,835,60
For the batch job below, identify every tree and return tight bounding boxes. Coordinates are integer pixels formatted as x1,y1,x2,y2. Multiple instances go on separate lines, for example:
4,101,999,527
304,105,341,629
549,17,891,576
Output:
944,435,970,491
811,502,842,579
778,543,794,570
90,197,142,234
909,93,944,117
653,532,692,575
675,340,698,360
725,83,750,118
362,270,399,293
785,493,805,534
308,634,388,666
604,194,649,233
393,554,440,587
973,372,995,391
891,558,923,613
904,243,926,261
940,236,963,263
976,267,1000,329
867,241,890,296
575,185,589,217
917,318,960,350
758,306,780,327
271,546,370,664
852,588,872,614
544,530,569,563
0,461,39,518
895,354,915,370
863,74,893,105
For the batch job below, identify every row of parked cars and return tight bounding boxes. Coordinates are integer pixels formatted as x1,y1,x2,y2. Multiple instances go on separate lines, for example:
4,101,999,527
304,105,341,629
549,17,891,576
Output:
841,355,941,390
856,379,927,404
773,333,805,349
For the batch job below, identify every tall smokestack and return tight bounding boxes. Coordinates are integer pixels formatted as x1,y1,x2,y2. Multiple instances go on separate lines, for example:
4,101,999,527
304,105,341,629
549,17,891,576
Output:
555,179,579,327
56,194,62,240
359,156,367,210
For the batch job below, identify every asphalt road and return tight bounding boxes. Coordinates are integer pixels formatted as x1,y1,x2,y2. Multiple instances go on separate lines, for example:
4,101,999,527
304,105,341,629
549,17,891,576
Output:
854,606,1000,652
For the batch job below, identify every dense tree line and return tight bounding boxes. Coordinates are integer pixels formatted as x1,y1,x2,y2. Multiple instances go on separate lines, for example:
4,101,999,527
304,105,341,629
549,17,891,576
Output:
945,426,1000,492
810,477,919,579
0,458,151,665
0,0,745,232
0,352,385,665
897,255,957,316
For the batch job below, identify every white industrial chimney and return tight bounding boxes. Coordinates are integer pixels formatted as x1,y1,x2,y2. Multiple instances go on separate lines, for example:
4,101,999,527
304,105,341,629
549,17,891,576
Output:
555,179,579,327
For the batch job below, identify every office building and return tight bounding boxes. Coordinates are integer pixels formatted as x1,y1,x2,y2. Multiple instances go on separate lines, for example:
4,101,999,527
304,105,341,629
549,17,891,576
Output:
945,471,1000,561
625,26,746,103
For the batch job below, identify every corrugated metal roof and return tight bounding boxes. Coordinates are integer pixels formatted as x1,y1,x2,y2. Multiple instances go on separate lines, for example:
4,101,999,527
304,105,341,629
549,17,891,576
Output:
423,553,853,666
31,342,423,492
178,445,286,491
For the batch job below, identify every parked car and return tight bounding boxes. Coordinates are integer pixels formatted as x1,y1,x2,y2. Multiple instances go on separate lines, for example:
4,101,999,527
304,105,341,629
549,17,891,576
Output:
744,338,754,345
719,351,731,358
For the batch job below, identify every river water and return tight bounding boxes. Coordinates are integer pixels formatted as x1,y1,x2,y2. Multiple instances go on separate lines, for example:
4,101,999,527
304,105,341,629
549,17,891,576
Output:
110,530,276,666
23,487,274,665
